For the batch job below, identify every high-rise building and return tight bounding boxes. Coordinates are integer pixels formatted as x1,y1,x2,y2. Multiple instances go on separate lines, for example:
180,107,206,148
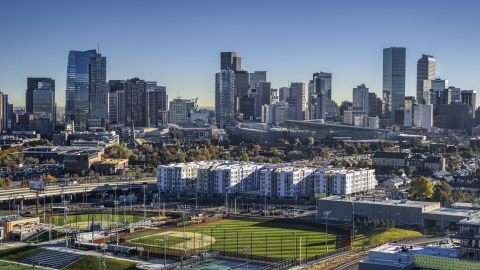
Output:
249,71,267,88
234,71,249,112
423,78,448,105
416,54,436,104
405,96,416,110
33,89,54,121
279,87,290,102
66,50,96,112
147,83,167,127
26,78,55,114
352,84,369,113
383,47,406,119
413,104,433,132
1,94,12,131
108,80,125,125
169,98,197,124
309,72,331,120
289,82,307,120
88,53,107,122
215,69,235,128
368,93,381,117
108,90,125,125
255,82,272,118
461,90,477,118
220,52,241,71
125,78,148,127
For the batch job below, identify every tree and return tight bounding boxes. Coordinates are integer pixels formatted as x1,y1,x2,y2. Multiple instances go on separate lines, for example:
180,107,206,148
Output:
253,145,261,154
294,137,302,147
379,219,385,229
307,136,314,147
433,181,452,202
390,219,395,228
239,152,249,162
408,176,434,200
372,219,378,229
444,197,455,207
362,218,368,228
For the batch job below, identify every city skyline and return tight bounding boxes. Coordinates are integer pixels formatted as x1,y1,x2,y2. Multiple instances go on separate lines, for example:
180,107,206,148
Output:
1,1,479,108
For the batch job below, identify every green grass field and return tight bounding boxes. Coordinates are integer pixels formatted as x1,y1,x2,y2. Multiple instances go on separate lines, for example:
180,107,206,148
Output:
352,228,423,249
40,214,144,229
0,262,39,270
118,219,343,259
0,246,44,262
63,255,141,270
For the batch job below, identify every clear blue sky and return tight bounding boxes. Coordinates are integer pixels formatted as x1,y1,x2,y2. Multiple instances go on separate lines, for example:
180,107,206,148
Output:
1,0,479,107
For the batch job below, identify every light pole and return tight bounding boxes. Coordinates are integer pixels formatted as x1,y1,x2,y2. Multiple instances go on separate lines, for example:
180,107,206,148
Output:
216,224,222,254
122,188,128,229
163,236,168,266
244,246,249,270
324,211,331,253
112,186,118,251
263,183,267,220
158,183,162,226
143,184,147,225
224,185,228,213
292,232,297,265
351,202,355,246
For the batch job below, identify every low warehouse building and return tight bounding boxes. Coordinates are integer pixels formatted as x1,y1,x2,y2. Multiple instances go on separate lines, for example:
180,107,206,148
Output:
317,196,480,229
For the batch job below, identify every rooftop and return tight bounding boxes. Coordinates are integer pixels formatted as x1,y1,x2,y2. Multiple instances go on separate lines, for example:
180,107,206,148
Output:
359,258,412,268
424,207,478,217
320,196,437,209
371,243,459,258
457,218,480,226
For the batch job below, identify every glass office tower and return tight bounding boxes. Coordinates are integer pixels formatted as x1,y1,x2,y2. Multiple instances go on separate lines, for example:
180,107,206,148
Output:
383,47,406,119
66,50,96,112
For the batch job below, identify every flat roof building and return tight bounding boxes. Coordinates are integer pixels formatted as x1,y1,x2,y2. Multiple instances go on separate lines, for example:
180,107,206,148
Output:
317,196,480,229
285,120,391,142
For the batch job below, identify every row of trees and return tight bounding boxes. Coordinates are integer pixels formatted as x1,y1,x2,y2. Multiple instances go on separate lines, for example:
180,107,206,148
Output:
356,218,396,230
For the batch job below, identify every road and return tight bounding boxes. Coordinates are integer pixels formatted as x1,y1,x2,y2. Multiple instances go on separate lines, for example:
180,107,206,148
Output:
0,177,157,202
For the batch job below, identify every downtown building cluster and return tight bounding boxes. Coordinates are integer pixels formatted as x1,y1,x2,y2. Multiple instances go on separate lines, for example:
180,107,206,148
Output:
215,49,478,137
156,161,377,198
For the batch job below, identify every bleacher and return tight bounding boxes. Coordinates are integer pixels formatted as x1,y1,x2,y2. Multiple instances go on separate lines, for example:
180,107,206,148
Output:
21,249,84,269
76,232,104,243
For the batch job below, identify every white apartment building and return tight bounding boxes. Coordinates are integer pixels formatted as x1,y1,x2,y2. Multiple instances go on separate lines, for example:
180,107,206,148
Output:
313,168,376,196
157,161,377,198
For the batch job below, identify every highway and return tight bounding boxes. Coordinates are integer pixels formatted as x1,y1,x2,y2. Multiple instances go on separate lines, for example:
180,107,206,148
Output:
0,177,157,202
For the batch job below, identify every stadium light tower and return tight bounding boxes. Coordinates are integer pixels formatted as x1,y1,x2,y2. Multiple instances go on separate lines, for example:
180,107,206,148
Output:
143,184,147,225
216,224,222,254
163,236,168,266
244,246,249,270
292,232,297,265
324,210,331,253
112,186,118,251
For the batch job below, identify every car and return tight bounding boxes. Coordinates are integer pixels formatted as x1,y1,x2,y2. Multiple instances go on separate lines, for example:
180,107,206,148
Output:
118,238,126,243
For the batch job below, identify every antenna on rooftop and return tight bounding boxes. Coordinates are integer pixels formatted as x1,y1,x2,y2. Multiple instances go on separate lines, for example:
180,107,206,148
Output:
98,43,100,54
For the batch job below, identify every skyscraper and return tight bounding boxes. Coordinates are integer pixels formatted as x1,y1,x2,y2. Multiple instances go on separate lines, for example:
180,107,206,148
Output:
309,72,331,120
234,70,249,112
215,69,235,128
147,82,167,127
416,54,436,104
289,82,307,120
66,50,96,112
383,47,406,119
461,90,477,118
33,89,54,121
108,80,125,125
88,53,107,121
26,77,55,114
352,84,369,113
249,71,267,88
220,52,241,71
125,78,148,127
